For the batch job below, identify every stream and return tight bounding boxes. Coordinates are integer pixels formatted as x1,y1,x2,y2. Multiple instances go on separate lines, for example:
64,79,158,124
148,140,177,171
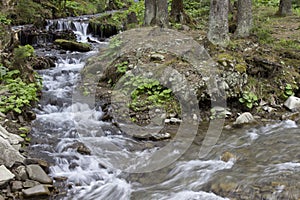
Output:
27,16,300,200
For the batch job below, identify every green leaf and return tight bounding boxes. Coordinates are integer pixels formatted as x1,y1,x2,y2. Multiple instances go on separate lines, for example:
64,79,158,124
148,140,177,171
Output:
19,133,27,138
246,102,253,109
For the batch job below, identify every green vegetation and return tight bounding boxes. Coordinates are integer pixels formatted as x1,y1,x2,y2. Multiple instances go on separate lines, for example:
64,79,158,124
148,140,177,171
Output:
117,74,178,114
18,127,31,143
239,91,258,109
0,66,41,114
282,83,297,99
116,61,128,73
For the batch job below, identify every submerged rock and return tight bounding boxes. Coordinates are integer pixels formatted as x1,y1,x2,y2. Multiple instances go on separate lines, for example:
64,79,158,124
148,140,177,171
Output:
284,96,300,111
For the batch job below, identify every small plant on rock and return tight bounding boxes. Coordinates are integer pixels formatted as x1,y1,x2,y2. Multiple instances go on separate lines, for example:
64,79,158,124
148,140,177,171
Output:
239,91,258,109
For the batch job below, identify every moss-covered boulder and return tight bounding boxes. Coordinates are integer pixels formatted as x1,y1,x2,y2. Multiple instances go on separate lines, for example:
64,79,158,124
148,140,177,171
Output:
54,39,91,52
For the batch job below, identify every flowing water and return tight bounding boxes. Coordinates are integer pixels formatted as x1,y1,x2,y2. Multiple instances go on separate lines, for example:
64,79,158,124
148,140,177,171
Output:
29,17,300,200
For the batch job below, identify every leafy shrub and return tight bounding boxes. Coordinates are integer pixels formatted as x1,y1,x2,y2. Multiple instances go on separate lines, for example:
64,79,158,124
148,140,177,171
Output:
0,67,41,114
13,45,35,65
239,91,258,109
117,74,177,112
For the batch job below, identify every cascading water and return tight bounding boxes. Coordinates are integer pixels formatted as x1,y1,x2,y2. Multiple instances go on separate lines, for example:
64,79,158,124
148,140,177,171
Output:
29,16,300,200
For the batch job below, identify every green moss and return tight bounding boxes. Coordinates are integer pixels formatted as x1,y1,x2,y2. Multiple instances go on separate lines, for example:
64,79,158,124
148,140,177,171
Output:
235,64,247,73
54,39,91,52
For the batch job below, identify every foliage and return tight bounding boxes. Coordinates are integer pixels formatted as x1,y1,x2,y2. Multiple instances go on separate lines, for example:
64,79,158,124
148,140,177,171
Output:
239,91,258,109
13,45,35,66
183,0,209,29
0,67,41,114
117,74,177,112
253,0,279,7
126,0,144,25
18,127,31,143
14,0,47,25
0,13,11,25
251,26,274,44
282,83,295,99
116,61,128,73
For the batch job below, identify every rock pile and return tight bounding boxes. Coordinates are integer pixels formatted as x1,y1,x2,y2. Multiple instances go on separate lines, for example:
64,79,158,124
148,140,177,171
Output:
0,125,54,199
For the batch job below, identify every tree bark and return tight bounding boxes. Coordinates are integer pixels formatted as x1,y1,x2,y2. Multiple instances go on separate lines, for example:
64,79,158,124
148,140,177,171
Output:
144,0,168,27
278,0,292,16
170,0,184,23
235,0,252,38
207,0,229,47
155,0,168,27
144,0,156,26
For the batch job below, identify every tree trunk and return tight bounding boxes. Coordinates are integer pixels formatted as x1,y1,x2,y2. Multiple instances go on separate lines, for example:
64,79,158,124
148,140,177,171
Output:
144,0,156,26
170,0,184,23
144,0,168,27
278,0,292,16
155,0,168,27
235,0,252,37
207,0,229,47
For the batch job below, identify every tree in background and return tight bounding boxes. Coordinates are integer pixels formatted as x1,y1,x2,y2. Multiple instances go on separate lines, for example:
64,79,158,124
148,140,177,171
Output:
144,0,168,27
170,0,184,23
278,0,292,16
207,0,229,47
235,0,252,37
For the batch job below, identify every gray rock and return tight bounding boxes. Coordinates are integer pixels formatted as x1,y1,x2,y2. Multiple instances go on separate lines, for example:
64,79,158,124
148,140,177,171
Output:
0,136,25,167
23,180,40,188
0,195,4,200
284,96,300,111
15,166,28,181
0,125,24,145
26,165,52,184
22,184,50,197
234,112,256,125
11,181,23,191
0,165,15,186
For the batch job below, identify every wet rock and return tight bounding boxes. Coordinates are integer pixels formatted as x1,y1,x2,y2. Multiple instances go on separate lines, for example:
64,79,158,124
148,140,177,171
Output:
26,165,52,184
284,96,300,111
0,165,15,186
221,151,236,162
22,184,50,197
11,181,23,192
31,56,56,70
77,144,91,155
233,112,256,126
54,39,91,52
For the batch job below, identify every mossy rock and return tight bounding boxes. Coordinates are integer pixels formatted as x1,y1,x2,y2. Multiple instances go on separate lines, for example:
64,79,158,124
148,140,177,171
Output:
235,63,247,73
54,39,91,52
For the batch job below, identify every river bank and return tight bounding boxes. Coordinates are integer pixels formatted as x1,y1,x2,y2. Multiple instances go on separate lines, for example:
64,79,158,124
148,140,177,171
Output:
0,3,300,199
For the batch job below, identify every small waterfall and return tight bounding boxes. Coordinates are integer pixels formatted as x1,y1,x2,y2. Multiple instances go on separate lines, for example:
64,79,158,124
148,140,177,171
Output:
46,18,98,43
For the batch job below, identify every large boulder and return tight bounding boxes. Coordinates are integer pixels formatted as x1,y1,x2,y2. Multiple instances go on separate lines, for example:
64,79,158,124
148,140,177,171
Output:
54,39,91,52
